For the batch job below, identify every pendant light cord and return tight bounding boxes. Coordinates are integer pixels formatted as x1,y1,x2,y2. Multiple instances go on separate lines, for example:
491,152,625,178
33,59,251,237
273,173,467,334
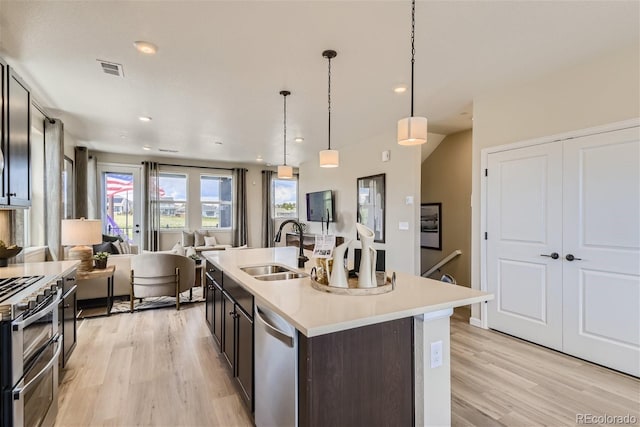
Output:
411,0,416,117
283,93,287,166
327,55,332,151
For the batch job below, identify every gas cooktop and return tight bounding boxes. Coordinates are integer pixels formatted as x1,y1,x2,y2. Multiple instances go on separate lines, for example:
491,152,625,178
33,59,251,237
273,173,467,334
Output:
0,276,45,303
0,275,56,321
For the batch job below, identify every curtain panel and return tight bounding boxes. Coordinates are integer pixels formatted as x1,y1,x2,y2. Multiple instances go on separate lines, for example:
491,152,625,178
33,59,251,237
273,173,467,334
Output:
143,161,160,251
261,170,275,247
232,168,248,246
44,119,64,260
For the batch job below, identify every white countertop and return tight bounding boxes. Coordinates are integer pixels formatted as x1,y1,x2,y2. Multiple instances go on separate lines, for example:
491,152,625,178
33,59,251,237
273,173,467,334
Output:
0,260,80,279
203,247,493,337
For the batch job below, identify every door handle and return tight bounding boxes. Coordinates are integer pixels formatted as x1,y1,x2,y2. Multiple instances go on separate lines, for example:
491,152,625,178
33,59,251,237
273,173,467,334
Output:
540,252,559,260
565,254,582,261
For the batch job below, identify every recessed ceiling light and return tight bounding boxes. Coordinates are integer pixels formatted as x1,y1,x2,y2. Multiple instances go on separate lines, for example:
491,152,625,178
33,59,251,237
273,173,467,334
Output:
139,116,152,122
133,41,158,55
142,145,151,151
294,137,304,143
394,84,408,94
256,156,263,162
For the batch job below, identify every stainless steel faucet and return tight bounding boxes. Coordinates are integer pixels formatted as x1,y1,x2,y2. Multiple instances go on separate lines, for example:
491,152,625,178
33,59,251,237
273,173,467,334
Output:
274,219,309,268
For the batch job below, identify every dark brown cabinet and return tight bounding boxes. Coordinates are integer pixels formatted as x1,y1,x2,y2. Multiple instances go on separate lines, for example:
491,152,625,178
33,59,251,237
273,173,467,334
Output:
0,57,7,206
298,317,414,426
58,270,78,371
205,263,224,347
0,57,31,207
235,307,253,408
222,291,236,369
205,262,254,412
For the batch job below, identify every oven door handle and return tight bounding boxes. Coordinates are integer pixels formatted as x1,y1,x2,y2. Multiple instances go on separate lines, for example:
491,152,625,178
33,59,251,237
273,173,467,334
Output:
13,336,61,399
12,288,62,331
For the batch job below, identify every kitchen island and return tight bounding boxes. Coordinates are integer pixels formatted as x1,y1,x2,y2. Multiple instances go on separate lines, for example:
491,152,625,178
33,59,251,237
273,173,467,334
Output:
203,247,492,426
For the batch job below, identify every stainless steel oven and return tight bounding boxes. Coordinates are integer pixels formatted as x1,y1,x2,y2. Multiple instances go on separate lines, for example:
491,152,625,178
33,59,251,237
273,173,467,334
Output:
1,278,61,427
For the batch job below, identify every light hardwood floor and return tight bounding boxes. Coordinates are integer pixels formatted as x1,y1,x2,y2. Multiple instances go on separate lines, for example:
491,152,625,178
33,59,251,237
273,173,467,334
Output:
56,304,639,426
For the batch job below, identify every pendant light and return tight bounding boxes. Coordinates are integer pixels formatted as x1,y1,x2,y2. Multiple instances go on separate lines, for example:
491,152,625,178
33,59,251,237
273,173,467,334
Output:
277,90,293,179
397,0,427,146
319,49,339,168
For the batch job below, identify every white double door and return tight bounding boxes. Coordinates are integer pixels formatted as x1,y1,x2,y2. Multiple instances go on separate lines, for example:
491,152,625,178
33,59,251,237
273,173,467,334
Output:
486,126,639,376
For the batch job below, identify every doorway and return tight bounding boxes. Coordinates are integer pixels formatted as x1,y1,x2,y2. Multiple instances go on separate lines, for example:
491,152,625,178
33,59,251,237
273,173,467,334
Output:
97,164,142,247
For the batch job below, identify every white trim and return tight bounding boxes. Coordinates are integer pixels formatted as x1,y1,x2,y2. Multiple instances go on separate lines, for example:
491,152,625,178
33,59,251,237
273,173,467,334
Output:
469,317,484,329
479,118,639,327
482,118,639,156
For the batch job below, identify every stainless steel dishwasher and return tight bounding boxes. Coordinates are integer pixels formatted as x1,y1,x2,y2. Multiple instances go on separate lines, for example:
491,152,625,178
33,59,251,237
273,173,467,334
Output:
254,303,298,427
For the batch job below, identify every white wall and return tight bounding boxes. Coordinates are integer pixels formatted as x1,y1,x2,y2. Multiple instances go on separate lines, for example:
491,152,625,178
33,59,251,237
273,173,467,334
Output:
470,43,640,321
299,128,422,275
90,151,272,250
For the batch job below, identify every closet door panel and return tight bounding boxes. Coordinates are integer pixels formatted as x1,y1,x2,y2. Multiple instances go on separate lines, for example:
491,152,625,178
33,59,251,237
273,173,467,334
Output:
486,142,563,350
562,126,640,376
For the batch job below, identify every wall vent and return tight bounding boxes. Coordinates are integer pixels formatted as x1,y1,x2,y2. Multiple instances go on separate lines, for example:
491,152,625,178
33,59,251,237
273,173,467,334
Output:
158,148,179,153
97,60,124,77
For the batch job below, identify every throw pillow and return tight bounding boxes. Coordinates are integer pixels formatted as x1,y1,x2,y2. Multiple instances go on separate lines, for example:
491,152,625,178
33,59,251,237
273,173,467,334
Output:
204,235,217,246
172,242,185,256
111,241,123,254
182,231,195,247
92,241,117,255
102,234,123,242
120,241,131,254
194,230,207,246
185,246,196,257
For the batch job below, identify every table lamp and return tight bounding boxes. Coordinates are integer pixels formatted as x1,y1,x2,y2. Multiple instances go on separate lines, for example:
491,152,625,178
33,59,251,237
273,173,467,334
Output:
61,218,102,273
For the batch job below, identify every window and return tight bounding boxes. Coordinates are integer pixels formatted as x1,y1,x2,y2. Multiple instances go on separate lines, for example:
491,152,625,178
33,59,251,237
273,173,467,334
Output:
159,173,188,229
273,177,298,219
200,175,233,229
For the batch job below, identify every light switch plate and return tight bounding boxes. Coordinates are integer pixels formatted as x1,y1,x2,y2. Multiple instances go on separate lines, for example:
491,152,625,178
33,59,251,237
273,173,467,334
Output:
405,196,414,205
382,150,390,162
399,221,409,230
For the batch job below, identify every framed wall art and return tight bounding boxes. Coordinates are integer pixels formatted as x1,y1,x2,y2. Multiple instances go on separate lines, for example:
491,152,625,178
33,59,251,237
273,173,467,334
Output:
420,202,441,250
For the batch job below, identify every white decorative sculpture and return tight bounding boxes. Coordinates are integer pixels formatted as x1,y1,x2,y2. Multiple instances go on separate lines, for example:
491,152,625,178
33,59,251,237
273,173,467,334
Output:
329,239,351,288
355,223,376,288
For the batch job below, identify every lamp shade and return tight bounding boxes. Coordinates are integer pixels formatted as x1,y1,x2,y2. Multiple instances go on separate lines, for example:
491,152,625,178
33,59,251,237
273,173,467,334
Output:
319,149,339,168
277,165,293,179
397,116,428,146
61,219,102,246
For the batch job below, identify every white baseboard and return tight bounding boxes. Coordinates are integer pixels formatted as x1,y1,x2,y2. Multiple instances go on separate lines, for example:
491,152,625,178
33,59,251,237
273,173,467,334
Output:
469,317,485,329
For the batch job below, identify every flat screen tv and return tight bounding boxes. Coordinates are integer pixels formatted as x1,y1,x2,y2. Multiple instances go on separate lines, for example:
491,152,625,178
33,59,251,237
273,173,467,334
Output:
306,190,335,222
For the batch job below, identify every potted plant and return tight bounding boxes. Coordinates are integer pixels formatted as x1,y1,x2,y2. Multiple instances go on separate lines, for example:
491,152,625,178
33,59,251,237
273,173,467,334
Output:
189,254,202,265
93,251,109,269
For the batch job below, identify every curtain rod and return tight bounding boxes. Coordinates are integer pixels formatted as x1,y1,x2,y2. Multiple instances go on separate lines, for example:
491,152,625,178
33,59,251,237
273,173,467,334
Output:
150,162,247,172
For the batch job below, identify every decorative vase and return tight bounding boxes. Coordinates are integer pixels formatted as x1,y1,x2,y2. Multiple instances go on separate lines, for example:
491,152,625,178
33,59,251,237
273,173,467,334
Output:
355,223,376,288
94,259,108,269
329,239,351,288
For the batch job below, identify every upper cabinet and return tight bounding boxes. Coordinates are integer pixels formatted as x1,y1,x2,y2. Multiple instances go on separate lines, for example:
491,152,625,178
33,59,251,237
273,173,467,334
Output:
0,57,31,207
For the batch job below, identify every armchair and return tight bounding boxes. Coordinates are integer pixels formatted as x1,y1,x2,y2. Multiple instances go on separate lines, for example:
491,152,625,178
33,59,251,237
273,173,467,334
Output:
130,253,196,312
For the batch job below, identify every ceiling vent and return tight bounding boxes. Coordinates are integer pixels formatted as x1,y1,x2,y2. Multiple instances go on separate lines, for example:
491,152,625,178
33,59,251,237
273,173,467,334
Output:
97,60,124,77
158,148,179,153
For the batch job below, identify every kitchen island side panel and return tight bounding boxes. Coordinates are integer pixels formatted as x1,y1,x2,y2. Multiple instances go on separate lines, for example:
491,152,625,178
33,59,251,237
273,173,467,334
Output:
298,317,414,427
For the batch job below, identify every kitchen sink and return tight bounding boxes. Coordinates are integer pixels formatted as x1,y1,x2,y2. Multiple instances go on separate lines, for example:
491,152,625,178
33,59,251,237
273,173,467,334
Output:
241,264,292,276
254,272,308,281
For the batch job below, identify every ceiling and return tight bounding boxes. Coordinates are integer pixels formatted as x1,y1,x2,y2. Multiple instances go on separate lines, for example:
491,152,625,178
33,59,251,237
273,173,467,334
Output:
0,1,638,166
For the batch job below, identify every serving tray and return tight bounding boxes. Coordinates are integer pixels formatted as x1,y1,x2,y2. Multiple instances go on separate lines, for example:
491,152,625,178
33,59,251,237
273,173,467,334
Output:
309,271,396,296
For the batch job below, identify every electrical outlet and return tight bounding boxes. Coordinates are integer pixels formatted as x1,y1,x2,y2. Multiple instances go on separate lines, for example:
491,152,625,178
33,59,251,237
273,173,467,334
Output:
430,340,443,368
399,221,409,230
